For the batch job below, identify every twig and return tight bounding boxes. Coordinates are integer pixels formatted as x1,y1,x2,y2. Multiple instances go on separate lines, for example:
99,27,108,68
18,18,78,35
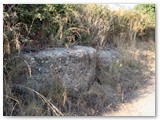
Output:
4,95,20,104
12,84,64,116
23,59,32,78
121,89,125,103
10,102,18,116
27,17,35,37
7,4,15,12
107,103,112,109
4,95,20,116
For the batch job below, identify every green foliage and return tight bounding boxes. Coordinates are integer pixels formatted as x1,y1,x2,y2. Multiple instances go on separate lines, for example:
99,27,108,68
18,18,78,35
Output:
134,4,155,40
134,4,155,28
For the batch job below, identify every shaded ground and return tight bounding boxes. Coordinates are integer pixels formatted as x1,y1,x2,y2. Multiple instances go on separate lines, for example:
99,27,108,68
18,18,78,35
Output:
103,79,155,116
103,44,155,116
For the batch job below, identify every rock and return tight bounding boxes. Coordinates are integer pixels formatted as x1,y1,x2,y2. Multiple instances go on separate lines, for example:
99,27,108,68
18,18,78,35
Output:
14,46,120,115
97,48,118,70
18,46,119,105
21,47,38,53
21,46,97,94
96,48,118,84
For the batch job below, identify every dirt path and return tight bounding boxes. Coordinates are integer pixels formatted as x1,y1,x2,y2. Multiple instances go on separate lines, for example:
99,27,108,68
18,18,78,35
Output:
103,51,155,116
103,84,155,116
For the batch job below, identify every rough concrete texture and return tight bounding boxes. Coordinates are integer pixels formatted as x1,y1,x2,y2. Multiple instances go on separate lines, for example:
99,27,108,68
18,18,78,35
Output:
97,48,118,68
97,48,118,84
22,46,97,93
21,46,118,95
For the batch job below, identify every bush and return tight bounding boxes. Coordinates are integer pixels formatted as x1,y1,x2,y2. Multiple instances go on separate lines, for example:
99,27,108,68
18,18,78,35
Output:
3,4,155,116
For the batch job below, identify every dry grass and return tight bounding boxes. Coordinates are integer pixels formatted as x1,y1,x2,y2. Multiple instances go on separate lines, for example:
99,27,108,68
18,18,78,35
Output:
3,55,66,116
12,84,64,116
3,4,155,116
102,39,155,104
3,41,155,116
3,72,66,116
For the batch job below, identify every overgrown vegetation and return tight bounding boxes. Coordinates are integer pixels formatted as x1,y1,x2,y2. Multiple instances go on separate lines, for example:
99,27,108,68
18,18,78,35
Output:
3,4,155,55
3,4,155,116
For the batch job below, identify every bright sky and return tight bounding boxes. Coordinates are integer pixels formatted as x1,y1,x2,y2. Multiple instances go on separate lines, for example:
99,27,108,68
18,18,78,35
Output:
108,4,137,10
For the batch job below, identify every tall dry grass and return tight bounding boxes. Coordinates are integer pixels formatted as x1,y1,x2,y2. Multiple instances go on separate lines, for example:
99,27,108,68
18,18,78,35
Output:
3,4,154,55
3,4,155,116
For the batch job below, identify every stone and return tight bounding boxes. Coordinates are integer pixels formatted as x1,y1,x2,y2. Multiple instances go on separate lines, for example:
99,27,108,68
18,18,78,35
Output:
18,46,118,101
96,48,118,84
21,46,97,94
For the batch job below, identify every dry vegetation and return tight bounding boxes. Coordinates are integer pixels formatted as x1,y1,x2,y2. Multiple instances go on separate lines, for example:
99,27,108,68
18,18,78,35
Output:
3,4,155,116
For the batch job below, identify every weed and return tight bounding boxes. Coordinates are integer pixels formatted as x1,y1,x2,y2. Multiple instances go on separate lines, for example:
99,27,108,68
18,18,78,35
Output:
3,4,155,116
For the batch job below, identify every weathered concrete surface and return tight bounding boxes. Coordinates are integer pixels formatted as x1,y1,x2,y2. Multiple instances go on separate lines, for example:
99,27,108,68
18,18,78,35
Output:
22,46,97,93
97,48,118,84
20,46,118,98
